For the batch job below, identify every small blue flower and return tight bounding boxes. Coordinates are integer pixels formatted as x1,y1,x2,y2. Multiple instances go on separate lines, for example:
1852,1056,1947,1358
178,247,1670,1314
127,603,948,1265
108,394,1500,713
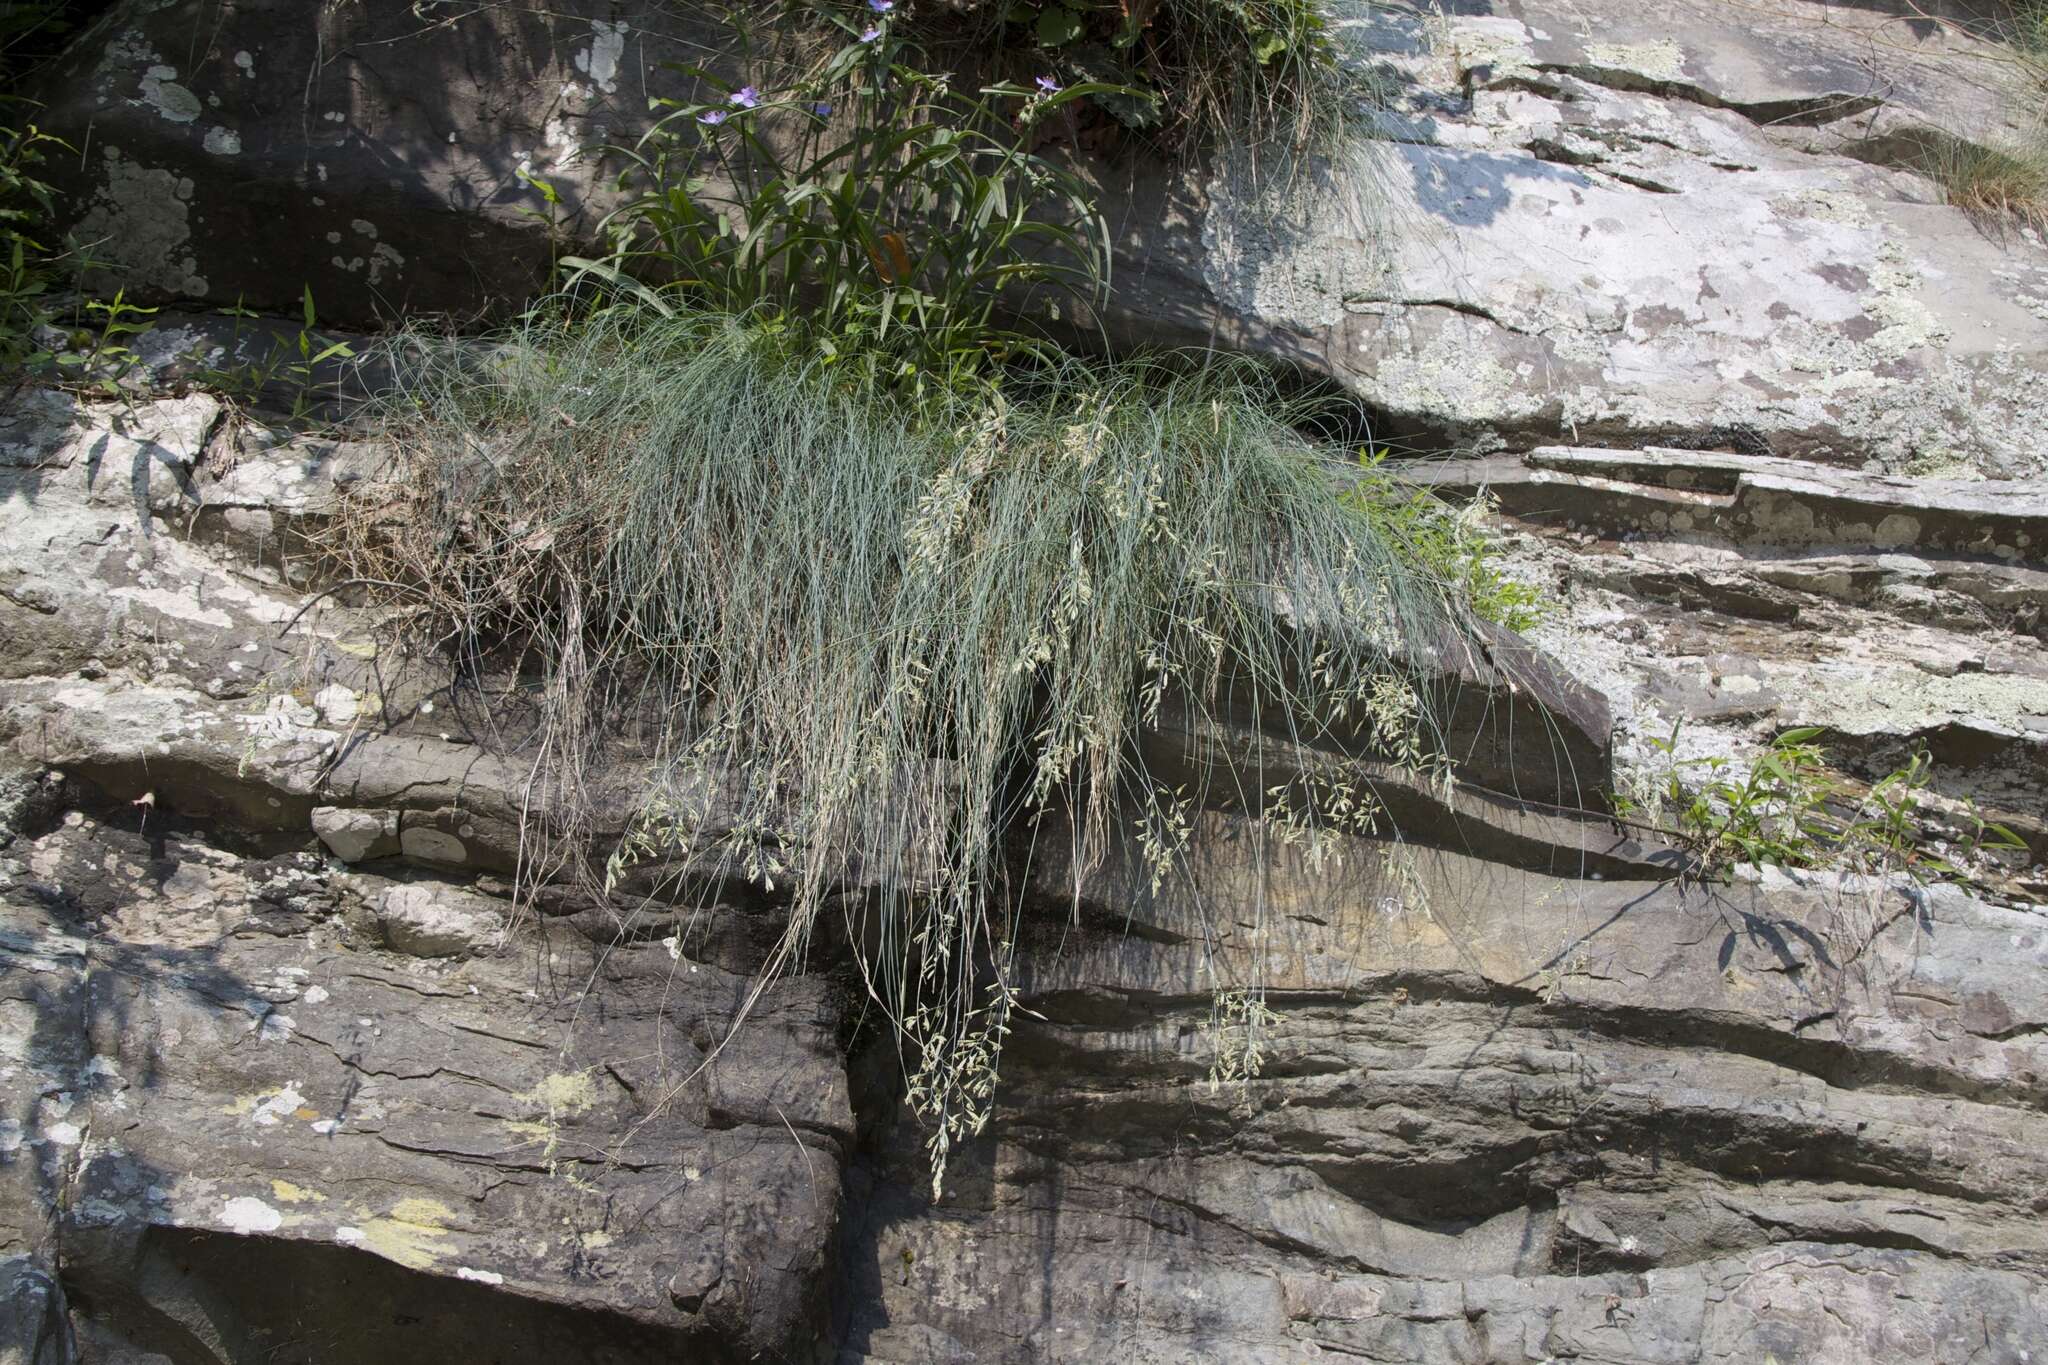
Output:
811,101,834,118
729,85,760,109
859,25,882,41
699,108,728,125
867,0,893,10
1034,75,1060,95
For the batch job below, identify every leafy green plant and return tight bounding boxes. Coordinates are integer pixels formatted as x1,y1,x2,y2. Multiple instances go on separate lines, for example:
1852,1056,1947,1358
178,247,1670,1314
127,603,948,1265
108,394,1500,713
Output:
1341,448,1543,631
569,14,1117,398
895,0,1364,160
0,1,74,80
47,288,158,394
1,108,166,390
1617,721,2029,889
189,286,357,421
339,302,1483,1193
0,114,65,365
3,0,95,367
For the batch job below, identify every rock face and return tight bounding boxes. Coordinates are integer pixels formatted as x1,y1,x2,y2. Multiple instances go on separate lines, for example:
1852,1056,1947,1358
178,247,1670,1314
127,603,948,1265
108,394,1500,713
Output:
36,0,2048,473
1110,0,2048,476
3,400,2045,1361
843,853,2048,1362
6,0,2048,1360
1414,446,2048,875
1,397,854,1363
31,0,716,318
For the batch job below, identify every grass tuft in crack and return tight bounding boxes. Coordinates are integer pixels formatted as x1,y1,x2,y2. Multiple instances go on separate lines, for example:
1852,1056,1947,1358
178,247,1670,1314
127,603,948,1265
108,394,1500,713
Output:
336,302,1484,1192
1935,133,2048,229
1891,0,2048,228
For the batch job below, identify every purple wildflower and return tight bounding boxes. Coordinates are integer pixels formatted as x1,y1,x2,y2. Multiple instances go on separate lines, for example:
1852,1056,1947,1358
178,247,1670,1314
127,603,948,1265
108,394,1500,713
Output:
699,108,728,125
811,100,834,118
867,0,893,11
1034,75,1060,95
728,85,760,109
859,25,882,41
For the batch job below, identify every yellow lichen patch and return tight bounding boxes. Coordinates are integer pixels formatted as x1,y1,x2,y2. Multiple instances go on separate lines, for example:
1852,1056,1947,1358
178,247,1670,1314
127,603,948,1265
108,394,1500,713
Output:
219,1095,258,1117
293,1107,320,1120
355,1197,457,1270
524,1071,599,1115
270,1179,326,1204
390,1197,456,1225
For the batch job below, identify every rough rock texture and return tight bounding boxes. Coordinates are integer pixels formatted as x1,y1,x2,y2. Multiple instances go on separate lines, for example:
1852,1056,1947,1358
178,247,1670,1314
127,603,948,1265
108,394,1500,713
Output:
3,383,2044,1362
5,811,849,1364
0,397,857,1363
841,850,2048,1363
1413,446,2048,878
1108,0,2048,475
0,1256,73,1364
7,0,2048,1359
31,0,718,317
34,0,2048,472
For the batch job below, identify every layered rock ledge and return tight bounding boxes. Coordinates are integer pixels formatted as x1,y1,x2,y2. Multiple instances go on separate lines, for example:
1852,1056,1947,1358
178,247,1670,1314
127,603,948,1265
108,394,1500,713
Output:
1,378,2043,1362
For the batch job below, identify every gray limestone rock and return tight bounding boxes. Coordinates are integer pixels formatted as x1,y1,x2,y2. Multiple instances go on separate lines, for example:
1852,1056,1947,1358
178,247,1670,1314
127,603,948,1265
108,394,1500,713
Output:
4,4,2048,1353
0,1257,74,1365
29,0,2048,473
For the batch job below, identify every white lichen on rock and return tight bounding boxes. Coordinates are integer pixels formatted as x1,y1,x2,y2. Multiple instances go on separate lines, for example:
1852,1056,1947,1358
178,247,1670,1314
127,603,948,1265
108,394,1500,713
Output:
71,148,208,295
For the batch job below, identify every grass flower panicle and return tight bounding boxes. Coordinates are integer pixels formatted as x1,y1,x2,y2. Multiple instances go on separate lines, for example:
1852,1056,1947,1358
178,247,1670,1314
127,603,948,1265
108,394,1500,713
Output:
344,305,1482,1195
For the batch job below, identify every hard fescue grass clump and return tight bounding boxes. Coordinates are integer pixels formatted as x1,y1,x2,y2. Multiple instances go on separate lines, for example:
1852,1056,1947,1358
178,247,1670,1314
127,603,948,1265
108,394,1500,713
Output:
1937,132,2048,229
1997,0,2048,64
1856,121,2048,233
1911,0,2048,228
340,303,1475,1189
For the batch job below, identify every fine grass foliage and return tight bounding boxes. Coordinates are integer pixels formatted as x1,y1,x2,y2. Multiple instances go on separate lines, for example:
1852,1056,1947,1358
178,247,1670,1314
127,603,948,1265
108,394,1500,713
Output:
1998,0,2048,67
1911,0,2048,227
338,303,1481,1192
1935,130,2048,229
357,0,1455,1193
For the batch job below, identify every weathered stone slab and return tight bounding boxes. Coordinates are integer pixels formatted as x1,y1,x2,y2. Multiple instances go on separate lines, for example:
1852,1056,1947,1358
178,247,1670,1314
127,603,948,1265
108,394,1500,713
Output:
3,813,846,1363
1413,446,2048,561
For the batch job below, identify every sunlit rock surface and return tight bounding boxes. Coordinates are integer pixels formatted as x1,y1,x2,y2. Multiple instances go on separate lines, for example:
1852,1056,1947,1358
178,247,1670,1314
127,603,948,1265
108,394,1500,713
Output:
6,0,2048,1359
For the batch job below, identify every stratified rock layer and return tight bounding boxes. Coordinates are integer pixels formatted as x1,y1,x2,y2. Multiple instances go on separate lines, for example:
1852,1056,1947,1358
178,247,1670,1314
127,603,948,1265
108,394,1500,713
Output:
4,0,2047,1358
1416,446,2048,875
840,851,2048,1363
1,381,2042,1363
